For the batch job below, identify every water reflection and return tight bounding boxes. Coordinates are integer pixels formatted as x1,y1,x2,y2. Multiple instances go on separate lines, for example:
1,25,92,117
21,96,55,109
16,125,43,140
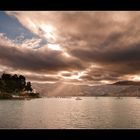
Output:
0,97,140,128
0,100,25,128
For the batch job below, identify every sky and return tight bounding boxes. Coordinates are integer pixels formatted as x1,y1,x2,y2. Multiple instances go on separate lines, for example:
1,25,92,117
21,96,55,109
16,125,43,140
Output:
1,11,140,85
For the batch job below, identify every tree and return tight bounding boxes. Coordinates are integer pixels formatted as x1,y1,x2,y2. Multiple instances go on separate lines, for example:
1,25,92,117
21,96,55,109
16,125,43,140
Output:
1,73,12,81
19,75,26,91
1,73,12,92
25,82,33,92
0,78,3,92
0,73,33,94
11,74,18,92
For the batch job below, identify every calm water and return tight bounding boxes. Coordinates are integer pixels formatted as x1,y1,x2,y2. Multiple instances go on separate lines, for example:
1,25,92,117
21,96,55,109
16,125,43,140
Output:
0,97,140,128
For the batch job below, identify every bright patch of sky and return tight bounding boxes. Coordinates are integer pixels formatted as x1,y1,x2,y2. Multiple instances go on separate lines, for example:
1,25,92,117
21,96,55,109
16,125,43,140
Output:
0,11,47,49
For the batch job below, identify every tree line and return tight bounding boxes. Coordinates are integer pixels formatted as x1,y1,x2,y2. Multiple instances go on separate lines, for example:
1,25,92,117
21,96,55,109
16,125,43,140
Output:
0,73,33,94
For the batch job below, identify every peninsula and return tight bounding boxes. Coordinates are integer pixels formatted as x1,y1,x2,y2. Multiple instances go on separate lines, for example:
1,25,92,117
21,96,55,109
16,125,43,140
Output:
0,73,41,99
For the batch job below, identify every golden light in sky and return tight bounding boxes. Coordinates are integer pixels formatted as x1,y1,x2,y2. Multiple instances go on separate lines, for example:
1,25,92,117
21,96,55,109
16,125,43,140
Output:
60,71,85,80
47,44,62,51
47,43,71,57
131,75,140,81
63,52,71,57
40,24,56,41
100,80,111,84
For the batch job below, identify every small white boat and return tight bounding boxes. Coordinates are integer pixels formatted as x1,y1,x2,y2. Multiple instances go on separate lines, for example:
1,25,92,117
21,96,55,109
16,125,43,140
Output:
75,97,82,100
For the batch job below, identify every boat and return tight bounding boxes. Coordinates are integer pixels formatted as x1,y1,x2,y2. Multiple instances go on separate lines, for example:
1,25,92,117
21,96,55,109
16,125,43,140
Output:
75,97,82,100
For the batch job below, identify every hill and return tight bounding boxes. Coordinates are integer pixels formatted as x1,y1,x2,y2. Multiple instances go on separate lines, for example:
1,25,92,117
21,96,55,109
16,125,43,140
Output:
32,82,138,97
112,80,140,86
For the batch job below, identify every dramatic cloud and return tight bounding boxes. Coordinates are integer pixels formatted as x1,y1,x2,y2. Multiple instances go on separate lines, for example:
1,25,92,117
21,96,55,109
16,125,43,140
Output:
1,11,140,84
25,74,61,82
0,45,85,73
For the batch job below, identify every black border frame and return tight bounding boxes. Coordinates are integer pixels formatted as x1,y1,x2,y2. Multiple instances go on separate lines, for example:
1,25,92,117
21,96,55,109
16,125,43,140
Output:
1,0,140,139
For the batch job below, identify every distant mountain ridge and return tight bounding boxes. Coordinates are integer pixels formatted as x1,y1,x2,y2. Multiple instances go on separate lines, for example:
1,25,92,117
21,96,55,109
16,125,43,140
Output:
32,82,136,97
112,80,140,86
32,80,140,97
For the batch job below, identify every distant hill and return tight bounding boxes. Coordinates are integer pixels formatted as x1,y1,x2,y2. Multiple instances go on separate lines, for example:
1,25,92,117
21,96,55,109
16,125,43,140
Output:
32,82,134,97
112,80,140,86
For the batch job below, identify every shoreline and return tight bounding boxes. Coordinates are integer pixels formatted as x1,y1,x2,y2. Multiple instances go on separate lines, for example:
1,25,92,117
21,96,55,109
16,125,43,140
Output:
0,95,140,100
0,96,41,100
0,92,41,100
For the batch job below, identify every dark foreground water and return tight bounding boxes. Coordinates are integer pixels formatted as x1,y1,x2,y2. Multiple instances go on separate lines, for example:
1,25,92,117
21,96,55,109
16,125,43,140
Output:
0,97,140,128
